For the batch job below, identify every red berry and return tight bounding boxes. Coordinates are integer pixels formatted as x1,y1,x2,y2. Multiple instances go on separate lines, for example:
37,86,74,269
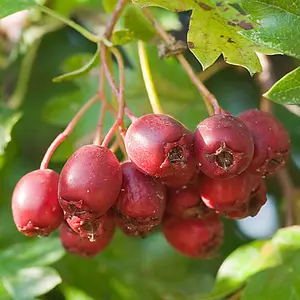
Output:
60,222,114,258
114,161,166,236
162,214,223,258
125,114,196,178
12,169,63,237
199,171,252,215
195,113,254,179
225,177,267,219
239,109,290,177
59,145,122,219
166,183,211,219
115,217,152,237
66,210,115,242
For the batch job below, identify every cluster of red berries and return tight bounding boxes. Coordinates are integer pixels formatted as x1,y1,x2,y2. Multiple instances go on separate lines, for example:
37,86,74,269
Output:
11,109,290,258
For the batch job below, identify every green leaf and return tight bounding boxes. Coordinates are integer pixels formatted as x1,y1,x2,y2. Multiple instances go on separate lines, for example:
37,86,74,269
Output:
242,257,300,300
0,0,37,19
238,0,300,60
52,45,100,82
103,0,118,12
264,67,300,105
63,285,95,300
0,107,21,156
0,237,65,276
123,4,156,41
112,29,135,45
2,267,62,300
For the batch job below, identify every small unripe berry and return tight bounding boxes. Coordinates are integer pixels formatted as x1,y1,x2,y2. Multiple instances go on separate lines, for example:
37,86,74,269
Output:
162,214,223,258
12,169,63,237
195,113,254,179
125,114,196,179
239,109,290,177
59,145,122,219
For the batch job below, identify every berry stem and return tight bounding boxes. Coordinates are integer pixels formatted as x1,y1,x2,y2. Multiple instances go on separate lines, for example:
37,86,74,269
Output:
142,8,221,116
40,94,99,170
38,4,99,43
138,40,164,114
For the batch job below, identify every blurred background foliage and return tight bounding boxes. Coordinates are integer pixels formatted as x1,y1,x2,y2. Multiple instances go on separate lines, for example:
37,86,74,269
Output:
0,0,300,299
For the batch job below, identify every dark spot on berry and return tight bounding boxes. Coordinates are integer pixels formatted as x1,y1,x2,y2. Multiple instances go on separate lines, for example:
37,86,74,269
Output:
215,150,234,171
168,145,184,164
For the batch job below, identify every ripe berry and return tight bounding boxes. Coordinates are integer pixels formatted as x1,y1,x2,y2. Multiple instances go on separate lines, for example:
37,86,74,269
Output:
60,222,115,258
239,109,290,177
166,183,211,219
67,209,115,242
162,214,223,258
225,177,267,219
195,113,254,179
114,161,166,236
12,169,63,237
199,171,252,215
125,113,196,178
115,217,152,237
59,145,122,219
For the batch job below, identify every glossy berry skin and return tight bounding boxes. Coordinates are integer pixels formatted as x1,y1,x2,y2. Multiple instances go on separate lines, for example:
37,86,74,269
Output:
12,169,63,237
195,114,254,179
59,145,122,219
239,109,290,177
166,183,211,219
125,114,196,178
60,222,114,258
225,177,267,219
67,209,115,242
162,214,223,258
199,171,252,215
115,161,166,236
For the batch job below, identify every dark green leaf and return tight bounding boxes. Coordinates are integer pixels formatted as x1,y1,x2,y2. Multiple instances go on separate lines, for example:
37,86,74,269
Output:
123,4,156,41
239,0,300,59
112,29,135,45
52,45,100,82
264,67,300,105
0,0,36,19
2,267,62,300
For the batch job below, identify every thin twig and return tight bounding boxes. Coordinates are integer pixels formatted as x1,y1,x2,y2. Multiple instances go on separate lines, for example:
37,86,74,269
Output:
40,94,99,169
138,40,163,114
142,8,221,115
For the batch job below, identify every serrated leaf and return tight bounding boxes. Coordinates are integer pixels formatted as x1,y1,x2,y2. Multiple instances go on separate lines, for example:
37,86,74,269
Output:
264,67,300,105
52,45,100,82
0,107,21,156
2,267,62,300
0,237,65,276
133,0,264,74
238,0,300,59
112,29,135,45
0,0,36,19
123,4,156,41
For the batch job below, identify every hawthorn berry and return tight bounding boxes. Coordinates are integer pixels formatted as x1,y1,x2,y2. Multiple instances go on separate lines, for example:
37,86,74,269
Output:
166,182,211,219
115,217,153,237
59,145,122,219
12,169,63,237
125,113,196,178
114,161,166,236
225,177,267,219
239,109,290,177
194,113,254,179
199,171,252,215
162,214,223,258
67,209,115,242
60,222,114,258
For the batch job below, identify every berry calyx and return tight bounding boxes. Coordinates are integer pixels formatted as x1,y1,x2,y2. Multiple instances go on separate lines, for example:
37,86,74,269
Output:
166,182,211,219
114,161,166,236
12,169,63,237
66,210,115,242
239,109,290,177
60,222,115,258
194,113,254,179
125,113,196,178
58,145,122,219
199,171,252,215
162,214,223,258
